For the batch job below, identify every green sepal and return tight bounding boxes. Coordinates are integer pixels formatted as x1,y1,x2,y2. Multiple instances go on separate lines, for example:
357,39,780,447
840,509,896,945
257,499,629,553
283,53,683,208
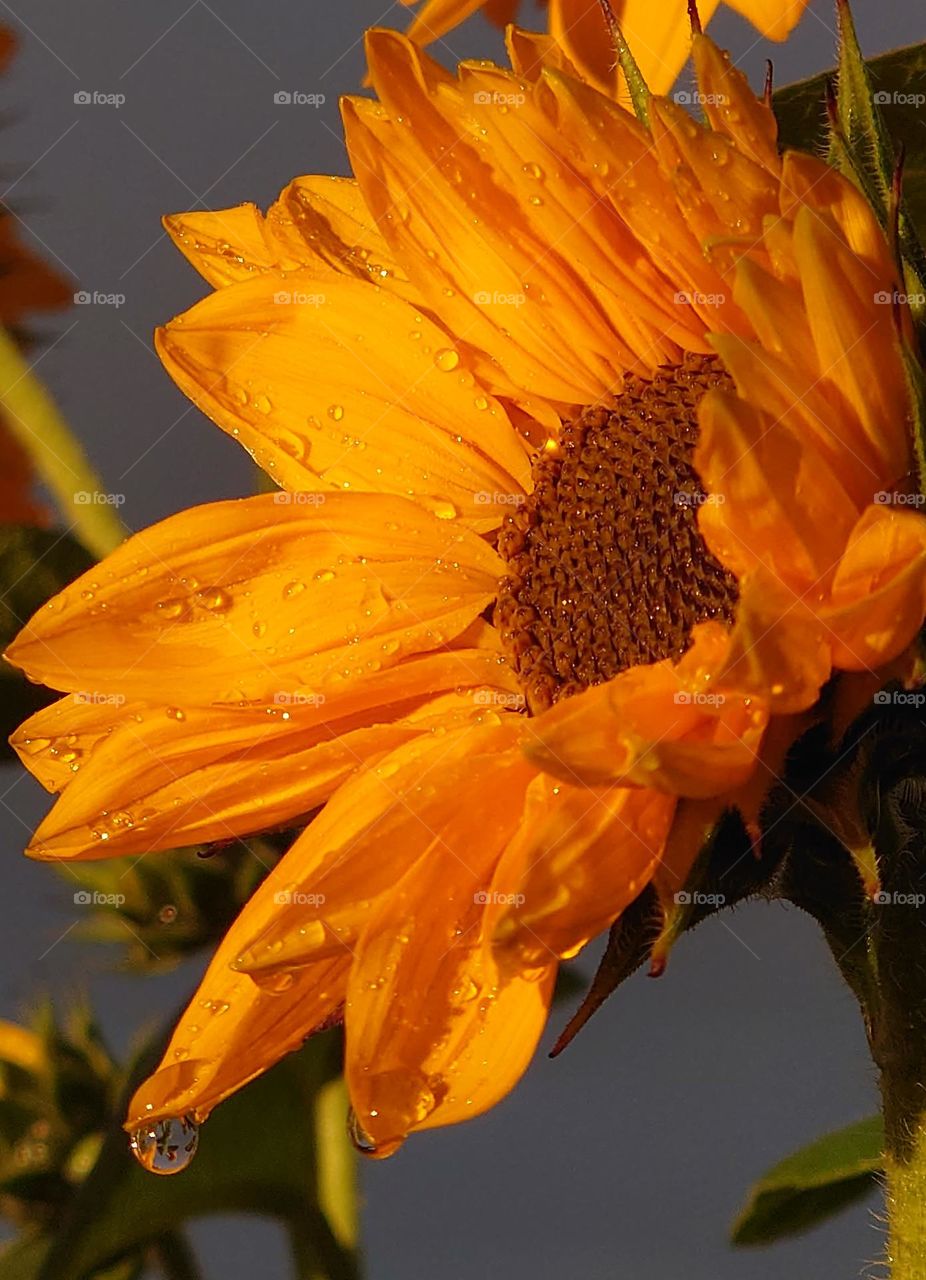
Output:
599,0,650,126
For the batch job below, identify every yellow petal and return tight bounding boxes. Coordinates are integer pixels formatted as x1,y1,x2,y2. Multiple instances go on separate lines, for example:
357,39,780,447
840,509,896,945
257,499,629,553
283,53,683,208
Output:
6,492,503,703
157,270,530,526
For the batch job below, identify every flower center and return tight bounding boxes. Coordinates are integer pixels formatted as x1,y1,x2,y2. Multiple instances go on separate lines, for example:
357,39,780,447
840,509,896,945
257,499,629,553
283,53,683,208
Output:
495,354,739,714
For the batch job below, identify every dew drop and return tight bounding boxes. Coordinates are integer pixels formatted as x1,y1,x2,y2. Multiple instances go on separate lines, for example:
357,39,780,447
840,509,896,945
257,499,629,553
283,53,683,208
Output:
434,347,460,372
328,404,345,421
130,1115,199,1175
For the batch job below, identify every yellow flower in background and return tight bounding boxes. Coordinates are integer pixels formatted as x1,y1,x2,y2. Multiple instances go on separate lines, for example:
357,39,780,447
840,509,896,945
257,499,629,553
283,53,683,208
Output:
401,0,810,94
6,27,926,1159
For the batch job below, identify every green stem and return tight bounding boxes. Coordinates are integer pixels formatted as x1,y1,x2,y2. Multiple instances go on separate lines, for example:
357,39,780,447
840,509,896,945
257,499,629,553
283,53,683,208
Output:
0,325,125,557
885,1123,926,1279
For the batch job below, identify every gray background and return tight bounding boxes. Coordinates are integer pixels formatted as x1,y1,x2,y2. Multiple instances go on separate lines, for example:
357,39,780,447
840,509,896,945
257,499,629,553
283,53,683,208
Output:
0,1,921,1276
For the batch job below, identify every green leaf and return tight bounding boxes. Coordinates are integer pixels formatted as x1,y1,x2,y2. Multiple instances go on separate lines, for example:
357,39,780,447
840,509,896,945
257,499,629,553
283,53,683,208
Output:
774,40,926,242
36,1023,359,1280
731,1116,883,1246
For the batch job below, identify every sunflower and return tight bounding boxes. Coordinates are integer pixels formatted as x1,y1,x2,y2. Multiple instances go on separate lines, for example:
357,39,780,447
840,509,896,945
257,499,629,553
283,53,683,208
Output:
7,27,926,1161
400,0,810,95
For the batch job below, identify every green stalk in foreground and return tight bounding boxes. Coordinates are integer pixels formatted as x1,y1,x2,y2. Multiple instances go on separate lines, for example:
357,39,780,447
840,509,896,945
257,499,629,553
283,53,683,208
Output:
0,325,124,557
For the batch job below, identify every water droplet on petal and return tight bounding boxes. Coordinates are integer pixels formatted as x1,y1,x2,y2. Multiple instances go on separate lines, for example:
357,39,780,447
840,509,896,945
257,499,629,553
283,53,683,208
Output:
130,1115,199,1175
434,347,460,372
328,404,345,421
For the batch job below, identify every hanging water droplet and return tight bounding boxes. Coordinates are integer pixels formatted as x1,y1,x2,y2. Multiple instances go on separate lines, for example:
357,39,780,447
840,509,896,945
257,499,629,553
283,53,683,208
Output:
347,1107,379,1155
130,1115,199,1175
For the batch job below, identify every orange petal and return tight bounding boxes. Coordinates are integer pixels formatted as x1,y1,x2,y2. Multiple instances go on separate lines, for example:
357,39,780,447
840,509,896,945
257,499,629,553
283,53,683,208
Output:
157,270,529,526
235,716,534,976
523,625,767,798
792,203,910,483
549,0,721,97
690,35,779,172
715,568,832,713
824,504,926,671
125,939,348,1129
340,735,546,1151
263,175,420,302
6,492,503,703
163,206,294,287
17,658,520,861
491,774,674,969
695,389,861,592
